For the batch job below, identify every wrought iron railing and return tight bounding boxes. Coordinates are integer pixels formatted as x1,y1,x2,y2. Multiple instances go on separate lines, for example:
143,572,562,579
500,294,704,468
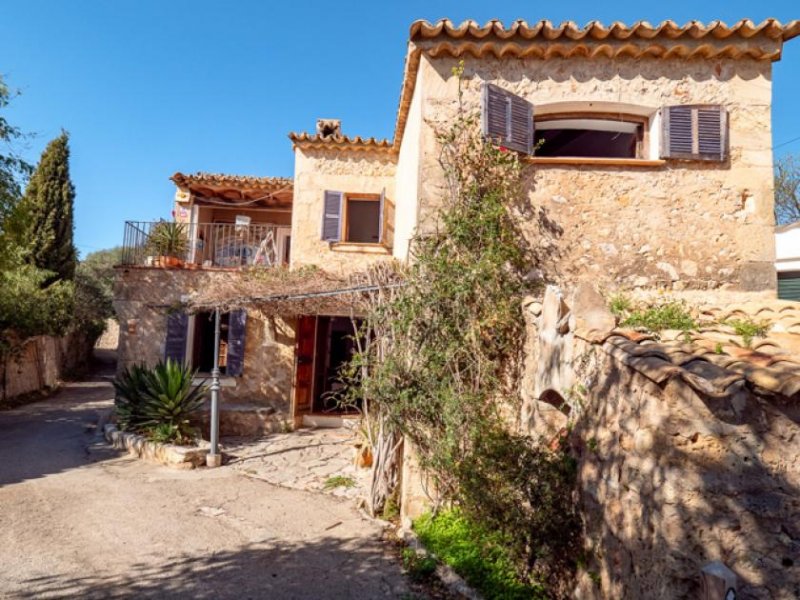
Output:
120,221,288,268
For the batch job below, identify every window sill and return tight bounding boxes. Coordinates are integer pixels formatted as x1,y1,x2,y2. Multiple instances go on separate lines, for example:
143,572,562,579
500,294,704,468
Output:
330,242,392,255
525,157,666,168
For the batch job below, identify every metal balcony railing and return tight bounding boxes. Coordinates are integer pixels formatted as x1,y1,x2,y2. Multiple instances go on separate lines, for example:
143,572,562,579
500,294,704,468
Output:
120,221,288,268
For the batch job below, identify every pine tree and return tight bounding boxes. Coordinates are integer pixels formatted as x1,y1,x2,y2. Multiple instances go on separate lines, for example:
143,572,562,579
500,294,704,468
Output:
22,132,77,282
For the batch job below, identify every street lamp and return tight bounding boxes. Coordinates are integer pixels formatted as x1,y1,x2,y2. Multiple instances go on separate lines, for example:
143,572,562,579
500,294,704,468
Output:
206,307,222,467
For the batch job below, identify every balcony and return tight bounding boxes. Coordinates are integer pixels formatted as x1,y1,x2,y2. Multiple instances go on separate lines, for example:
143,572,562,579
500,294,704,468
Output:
120,221,290,269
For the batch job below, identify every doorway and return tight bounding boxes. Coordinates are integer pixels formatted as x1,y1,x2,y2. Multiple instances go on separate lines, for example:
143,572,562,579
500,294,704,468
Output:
292,315,363,419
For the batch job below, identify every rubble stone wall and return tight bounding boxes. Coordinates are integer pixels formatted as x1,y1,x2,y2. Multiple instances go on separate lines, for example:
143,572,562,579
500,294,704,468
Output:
414,53,777,292
113,267,295,412
291,147,398,274
0,329,96,401
522,287,800,599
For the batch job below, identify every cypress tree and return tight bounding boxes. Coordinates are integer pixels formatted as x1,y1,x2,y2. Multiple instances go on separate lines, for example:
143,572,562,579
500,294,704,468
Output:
23,132,77,282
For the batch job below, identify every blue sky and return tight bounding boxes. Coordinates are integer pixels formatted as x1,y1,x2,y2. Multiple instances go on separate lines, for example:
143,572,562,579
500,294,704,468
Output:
2,0,799,257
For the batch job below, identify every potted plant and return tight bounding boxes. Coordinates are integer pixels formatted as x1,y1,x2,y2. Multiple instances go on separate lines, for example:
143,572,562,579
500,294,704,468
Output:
147,221,189,268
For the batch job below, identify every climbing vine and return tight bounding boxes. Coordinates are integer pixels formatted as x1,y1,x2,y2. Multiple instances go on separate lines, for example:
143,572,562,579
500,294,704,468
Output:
346,71,580,592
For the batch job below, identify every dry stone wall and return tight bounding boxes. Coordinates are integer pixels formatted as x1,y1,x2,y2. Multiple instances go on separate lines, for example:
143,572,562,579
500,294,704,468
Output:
0,330,96,401
522,287,800,599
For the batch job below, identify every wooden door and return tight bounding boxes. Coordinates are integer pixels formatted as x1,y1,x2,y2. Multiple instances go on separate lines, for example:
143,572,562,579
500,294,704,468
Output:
293,316,317,418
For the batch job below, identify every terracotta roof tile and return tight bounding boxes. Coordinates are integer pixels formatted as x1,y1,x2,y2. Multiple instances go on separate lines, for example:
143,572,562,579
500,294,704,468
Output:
171,172,292,191
390,18,799,152
593,299,800,399
410,18,800,43
288,132,394,153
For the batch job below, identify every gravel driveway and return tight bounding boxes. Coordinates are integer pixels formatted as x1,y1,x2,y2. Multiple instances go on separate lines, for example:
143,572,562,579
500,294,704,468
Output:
0,375,410,599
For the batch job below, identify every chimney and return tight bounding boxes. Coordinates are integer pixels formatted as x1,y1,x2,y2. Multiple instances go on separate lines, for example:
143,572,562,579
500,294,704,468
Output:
316,119,342,139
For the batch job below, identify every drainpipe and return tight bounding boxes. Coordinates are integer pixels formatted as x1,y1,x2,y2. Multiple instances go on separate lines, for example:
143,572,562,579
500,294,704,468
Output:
206,307,222,467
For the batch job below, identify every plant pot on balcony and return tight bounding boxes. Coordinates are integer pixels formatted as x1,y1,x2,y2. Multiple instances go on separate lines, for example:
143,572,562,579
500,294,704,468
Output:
157,256,184,268
146,221,189,269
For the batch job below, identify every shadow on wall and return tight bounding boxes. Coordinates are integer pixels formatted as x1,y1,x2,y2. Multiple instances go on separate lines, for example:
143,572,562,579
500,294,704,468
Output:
570,352,800,598
12,537,406,599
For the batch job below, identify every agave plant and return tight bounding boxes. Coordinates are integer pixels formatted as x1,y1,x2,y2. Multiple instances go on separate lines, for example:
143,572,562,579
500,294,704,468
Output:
112,359,208,444
146,221,189,259
112,363,150,431
140,359,208,443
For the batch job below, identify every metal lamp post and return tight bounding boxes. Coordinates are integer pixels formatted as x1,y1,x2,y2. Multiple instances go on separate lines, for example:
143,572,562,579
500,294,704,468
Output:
206,307,222,467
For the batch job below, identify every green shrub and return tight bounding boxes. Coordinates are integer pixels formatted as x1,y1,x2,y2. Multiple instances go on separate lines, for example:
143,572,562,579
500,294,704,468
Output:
415,509,547,600
608,293,632,318
323,475,355,490
113,359,207,444
620,301,696,333
725,318,769,348
401,547,437,582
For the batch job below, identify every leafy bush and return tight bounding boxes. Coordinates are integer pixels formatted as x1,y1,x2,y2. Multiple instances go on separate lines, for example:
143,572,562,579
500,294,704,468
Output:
401,547,437,582
620,301,696,333
113,359,208,444
0,263,74,354
415,509,547,600
608,293,632,318
725,318,769,348
342,77,580,592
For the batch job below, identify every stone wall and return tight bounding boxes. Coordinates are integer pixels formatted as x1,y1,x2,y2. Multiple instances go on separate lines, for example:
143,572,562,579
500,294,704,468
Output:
412,53,777,292
0,330,96,401
113,267,295,413
291,146,398,274
522,286,800,598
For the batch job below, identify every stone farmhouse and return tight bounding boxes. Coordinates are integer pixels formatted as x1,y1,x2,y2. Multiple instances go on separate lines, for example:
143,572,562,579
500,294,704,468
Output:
113,17,800,597
115,17,798,429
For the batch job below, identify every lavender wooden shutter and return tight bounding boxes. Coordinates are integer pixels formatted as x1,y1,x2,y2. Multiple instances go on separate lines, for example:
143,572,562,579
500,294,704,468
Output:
481,83,533,154
697,106,728,161
508,94,533,154
378,188,385,243
164,311,188,365
226,309,247,377
482,83,509,144
661,105,727,161
321,191,343,241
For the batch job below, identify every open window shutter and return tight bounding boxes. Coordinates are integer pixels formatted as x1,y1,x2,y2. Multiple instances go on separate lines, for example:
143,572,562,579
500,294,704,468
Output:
321,191,343,241
661,105,727,161
697,106,728,161
481,83,534,154
378,188,385,243
508,94,534,154
164,311,188,365
226,309,247,377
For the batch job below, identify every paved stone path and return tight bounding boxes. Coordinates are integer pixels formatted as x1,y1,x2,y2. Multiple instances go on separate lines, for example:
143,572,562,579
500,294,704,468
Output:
0,375,411,599
225,427,370,500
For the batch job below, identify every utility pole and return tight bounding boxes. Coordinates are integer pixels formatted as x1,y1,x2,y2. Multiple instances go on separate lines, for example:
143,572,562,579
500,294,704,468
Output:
206,307,222,467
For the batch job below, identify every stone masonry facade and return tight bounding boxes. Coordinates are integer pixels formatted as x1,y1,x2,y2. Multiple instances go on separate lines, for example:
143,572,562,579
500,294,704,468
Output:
409,53,776,292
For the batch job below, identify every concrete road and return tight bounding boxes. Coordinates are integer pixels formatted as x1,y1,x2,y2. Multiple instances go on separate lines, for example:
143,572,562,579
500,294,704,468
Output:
0,375,410,599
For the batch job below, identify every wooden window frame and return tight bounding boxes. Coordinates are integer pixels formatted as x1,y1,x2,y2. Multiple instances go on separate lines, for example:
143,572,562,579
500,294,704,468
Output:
535,112,650,160
342,193,382,245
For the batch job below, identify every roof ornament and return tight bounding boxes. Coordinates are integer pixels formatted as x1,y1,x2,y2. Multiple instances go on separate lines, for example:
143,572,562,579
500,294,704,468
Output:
316,118,342,139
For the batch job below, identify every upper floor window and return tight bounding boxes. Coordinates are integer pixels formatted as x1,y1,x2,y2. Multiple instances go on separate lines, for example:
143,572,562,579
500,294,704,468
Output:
481,83,729,163
535,115,645,159
321,189,388,245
